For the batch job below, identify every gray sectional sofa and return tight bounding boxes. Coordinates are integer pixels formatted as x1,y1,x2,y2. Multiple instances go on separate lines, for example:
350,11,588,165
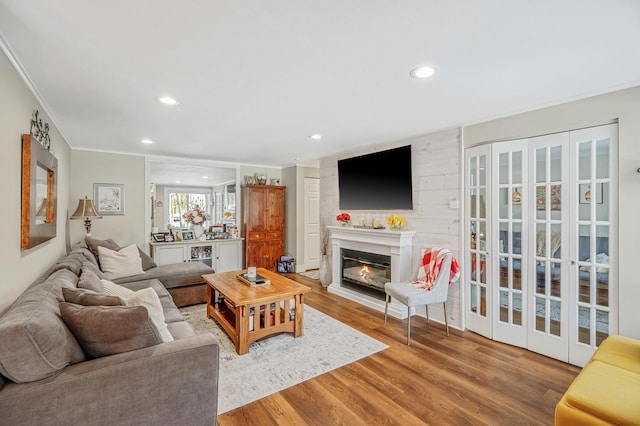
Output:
0,240,220,425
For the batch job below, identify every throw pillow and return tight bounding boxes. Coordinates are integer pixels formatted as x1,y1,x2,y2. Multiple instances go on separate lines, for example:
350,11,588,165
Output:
59,302,163,359
85,237,120,268
98,244,144,279
122,287,173,343
100,279,135,298
62,287,124,307
137,247,157,271
78,267,103,292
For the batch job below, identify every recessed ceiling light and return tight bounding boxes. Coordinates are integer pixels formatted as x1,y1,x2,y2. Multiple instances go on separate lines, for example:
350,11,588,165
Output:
157,96,179,105
309,134,322,140
201,175,209,179
141,139,154,144
409,65,435,79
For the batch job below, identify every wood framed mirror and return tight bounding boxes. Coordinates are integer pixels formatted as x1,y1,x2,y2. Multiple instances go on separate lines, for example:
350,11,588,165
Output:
21,133,57,249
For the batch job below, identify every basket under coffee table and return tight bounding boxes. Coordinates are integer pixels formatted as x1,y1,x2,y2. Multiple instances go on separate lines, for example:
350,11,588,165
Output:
203,268,312,355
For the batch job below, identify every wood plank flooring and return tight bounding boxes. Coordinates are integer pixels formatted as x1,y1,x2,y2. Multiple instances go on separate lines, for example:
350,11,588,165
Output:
217,274,580,425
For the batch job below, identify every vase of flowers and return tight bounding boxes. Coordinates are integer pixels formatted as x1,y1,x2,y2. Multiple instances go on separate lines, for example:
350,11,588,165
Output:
183,207,207,239
386,214,405,230
336,212,351,227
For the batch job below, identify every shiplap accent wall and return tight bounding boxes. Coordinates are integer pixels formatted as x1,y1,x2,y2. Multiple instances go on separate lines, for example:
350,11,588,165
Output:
319,127,463,328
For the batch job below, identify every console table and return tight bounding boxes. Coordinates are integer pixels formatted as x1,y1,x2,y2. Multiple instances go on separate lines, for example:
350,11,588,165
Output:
149,239,243,273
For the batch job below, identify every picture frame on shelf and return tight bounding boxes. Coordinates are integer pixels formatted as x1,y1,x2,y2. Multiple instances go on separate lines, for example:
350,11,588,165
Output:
182,230,195,241
94,183,125,215
152,233,166,242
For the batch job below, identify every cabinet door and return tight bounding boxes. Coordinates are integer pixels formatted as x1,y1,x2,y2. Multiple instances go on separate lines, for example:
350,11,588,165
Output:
246,187,267,232
266,188,285,232
189,243,213,268
266,239,284,271
154,245,186,266
246,241,267,268
215,241,241,272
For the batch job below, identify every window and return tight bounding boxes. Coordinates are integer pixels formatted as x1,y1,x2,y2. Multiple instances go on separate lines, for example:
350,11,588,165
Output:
165,188,210,229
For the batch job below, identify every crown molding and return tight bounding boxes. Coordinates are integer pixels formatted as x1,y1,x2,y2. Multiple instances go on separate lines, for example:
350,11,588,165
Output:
0,31,70,147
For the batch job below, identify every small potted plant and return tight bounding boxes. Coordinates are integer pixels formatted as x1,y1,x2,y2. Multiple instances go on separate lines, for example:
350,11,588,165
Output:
336,212,351,227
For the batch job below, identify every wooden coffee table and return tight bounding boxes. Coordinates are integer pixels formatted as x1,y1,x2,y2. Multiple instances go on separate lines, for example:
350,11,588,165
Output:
202,268,312,355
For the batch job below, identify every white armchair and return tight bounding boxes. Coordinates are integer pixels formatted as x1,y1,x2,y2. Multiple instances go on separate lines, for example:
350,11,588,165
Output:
384,253,453,345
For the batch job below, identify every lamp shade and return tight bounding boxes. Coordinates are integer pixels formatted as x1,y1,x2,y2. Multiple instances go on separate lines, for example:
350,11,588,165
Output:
70,197,102,236
70,197,102,219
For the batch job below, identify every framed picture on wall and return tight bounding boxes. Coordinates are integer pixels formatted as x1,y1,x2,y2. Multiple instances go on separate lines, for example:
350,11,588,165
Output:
94,183,125,215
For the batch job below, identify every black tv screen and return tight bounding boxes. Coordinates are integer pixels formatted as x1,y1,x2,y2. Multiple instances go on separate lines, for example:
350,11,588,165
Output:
338,145,413,210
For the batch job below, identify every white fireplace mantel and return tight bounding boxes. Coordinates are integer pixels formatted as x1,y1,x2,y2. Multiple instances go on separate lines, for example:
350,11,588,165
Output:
327,226,415,319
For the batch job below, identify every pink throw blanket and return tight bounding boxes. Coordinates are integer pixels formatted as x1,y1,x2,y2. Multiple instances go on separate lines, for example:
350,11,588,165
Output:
411,248,460,290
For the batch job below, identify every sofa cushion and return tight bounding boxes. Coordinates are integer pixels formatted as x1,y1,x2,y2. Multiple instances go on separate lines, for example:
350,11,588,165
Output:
564,360,640,425
113,262,213,289
51,253,86,276
98,244,144,280
62,287,124,307
70,245,100,267
81,261,106,280
592,335,640,374
0,269,86,383
78,267,104,292
60,302,163,359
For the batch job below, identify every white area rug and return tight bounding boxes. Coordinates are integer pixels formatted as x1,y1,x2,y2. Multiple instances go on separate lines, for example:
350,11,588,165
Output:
180,304,387,414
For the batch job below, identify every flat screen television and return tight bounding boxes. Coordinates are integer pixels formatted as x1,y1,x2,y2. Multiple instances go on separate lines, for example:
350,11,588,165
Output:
338,145,413,210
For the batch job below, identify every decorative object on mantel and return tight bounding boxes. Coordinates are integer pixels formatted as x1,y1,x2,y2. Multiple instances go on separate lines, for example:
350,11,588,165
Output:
244,175,254,185
386,214,405,230
183,206,207,240
70,196,102,236
94,183,125,215
270,178,281,185
336,212,351,227
21,124,58,249
255,174,267,185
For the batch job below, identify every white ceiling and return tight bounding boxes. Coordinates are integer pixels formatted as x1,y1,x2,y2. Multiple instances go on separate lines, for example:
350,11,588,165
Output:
1,1,639,168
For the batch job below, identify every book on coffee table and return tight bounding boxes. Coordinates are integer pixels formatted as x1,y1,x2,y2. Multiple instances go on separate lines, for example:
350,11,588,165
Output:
237,273,271,286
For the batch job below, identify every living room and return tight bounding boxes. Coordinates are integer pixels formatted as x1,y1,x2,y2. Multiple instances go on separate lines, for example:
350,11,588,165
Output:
1,2,640,424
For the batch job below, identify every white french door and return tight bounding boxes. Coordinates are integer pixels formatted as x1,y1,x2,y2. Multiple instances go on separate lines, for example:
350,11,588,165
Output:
464,124,618,366
464,146,491,338
527,133,570,361
492,139,528,348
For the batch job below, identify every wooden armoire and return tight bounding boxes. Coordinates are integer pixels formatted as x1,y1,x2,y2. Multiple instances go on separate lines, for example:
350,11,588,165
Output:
241,184,285,271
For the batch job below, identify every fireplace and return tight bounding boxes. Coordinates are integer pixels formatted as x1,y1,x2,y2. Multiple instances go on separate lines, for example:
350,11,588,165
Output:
341,248,390,298
327,226,415,318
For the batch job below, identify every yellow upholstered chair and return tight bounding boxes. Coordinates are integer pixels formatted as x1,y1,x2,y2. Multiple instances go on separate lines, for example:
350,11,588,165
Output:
384,252,453,345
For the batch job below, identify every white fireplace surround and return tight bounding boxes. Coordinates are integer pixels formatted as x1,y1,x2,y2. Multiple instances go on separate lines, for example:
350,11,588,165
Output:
327,226,415,319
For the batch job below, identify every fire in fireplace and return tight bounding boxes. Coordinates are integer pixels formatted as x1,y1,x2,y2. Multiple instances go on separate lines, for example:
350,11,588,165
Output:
341,248,391,295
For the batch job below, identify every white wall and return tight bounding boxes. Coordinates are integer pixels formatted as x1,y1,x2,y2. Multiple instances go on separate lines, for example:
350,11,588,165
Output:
70,150,147,251
0,48,72,314
464,85,640,339
319,128,462,327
